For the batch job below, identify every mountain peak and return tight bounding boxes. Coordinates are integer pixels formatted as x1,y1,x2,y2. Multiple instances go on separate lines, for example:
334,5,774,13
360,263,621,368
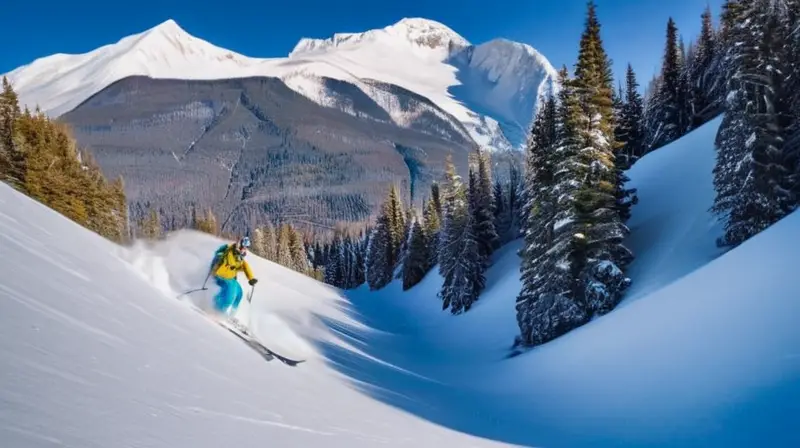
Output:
290,17,469,57
143,19,189,39
385,17,470,50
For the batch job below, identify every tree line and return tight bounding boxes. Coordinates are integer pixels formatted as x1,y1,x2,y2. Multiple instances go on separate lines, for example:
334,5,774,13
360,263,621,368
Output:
0,77,129,243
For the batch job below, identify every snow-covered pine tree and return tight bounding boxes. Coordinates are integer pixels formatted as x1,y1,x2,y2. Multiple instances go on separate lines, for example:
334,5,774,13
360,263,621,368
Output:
422,196,440,271
516,2,633,347
430,181,443,221
507,161,523,239
743,0,799,220
648,17,686,150
250,227,266,258
262,222,277,261
473,149,499,262
618,64,646,165
366,211,392,290
366,186,404,289
401,219,430,290
571,1,634,314
492,179,511,243
276,223,293,267
711,0,798,248
437,155,469,311
687,5,718,128
288,226,309,273
515,71,586,347
324,232,344,286
386,184,406,277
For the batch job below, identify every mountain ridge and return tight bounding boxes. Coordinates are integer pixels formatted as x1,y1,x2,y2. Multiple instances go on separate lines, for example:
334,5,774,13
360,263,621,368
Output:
4,17,558,151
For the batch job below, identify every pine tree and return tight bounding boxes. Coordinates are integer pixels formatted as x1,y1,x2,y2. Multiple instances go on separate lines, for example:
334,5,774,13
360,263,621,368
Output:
140,209,161,239
365,186,404,290
250,227,266,258
325,232,344,286
712,0,799,248
276,224,293,267
422,196,440,270
401,219,430,290
687,6,718,127
515,2,633,348
648,17,686,150
263,222,277,261
618,64,646,164
0,77,23,189
288,225,308,273
439,168,483,313
473,149,499,262
366,211,392,290
492,179,511,243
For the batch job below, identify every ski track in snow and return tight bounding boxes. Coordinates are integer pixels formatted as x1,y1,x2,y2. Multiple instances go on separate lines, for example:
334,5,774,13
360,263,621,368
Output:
1,116,799,447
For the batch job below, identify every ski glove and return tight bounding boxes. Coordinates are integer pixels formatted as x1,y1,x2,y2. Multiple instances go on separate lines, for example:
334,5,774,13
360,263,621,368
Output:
249,278,258,286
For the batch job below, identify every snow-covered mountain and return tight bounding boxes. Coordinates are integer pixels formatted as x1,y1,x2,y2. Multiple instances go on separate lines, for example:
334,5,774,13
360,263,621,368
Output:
4,18,558,151
2,116,798,446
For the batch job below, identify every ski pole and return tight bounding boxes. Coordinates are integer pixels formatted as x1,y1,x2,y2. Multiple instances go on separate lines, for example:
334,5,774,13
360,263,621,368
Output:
247,284,256,303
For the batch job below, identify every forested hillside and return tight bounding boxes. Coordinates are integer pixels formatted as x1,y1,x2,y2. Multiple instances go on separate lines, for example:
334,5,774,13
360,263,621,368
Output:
319,0,800,350
0,78,128,243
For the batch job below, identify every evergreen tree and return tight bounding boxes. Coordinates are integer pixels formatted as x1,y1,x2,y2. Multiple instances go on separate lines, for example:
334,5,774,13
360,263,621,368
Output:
439,168,483,313
687,6,718,127
263,222,277,262
617,64,646,164
140,209,161,239
288,225,308,273
648,17,686,150
401,219,430,290
712,0,799,248
492,179,511,243
473,149,499,262
366,186,404,290
515,2,633,347
422,196,441,270
324,232,344,286
276,224,293,267
250,227,266,258
0,77,23,189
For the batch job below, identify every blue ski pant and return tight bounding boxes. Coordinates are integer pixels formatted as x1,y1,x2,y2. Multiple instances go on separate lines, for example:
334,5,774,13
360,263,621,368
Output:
212,276,243,314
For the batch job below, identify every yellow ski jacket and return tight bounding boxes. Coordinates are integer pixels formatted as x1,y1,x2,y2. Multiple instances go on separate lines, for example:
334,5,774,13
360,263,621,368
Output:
211,244,254,281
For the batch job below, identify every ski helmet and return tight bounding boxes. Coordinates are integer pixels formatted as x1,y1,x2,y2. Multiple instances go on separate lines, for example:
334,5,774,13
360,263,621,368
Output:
237,236,250,256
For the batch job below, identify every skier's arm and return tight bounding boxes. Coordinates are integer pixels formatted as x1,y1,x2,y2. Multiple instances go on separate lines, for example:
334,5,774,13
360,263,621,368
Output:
243,261,255,281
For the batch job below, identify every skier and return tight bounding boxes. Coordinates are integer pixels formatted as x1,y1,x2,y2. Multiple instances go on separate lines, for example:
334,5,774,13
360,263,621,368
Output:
208,236,258,318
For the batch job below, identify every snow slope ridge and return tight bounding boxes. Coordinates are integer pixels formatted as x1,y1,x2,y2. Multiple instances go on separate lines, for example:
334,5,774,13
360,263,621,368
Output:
329,116,800,446
5,18,558,151
0,181,513,447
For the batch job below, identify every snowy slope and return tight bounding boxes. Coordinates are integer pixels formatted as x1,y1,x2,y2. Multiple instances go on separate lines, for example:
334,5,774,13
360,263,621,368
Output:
0,182,512,447
335,116,800,446
4,18,558,151
5,116,795,447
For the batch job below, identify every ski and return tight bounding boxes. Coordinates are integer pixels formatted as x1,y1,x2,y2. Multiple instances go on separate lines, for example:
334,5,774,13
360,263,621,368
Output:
191,306,304,366
217,320,305,367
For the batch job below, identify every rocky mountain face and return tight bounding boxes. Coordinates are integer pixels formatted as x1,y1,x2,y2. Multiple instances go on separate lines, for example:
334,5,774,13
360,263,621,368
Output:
61,75,476,234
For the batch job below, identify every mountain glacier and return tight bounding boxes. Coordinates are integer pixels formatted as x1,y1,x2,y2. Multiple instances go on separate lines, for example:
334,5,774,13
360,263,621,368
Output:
4,18,558,151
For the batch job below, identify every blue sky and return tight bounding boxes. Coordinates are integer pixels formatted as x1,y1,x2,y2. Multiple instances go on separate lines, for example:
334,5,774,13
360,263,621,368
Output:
1,0,721,89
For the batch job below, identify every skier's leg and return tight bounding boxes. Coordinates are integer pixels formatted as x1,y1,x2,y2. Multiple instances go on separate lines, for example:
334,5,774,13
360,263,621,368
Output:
228,281,244,314
213,277,233,313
